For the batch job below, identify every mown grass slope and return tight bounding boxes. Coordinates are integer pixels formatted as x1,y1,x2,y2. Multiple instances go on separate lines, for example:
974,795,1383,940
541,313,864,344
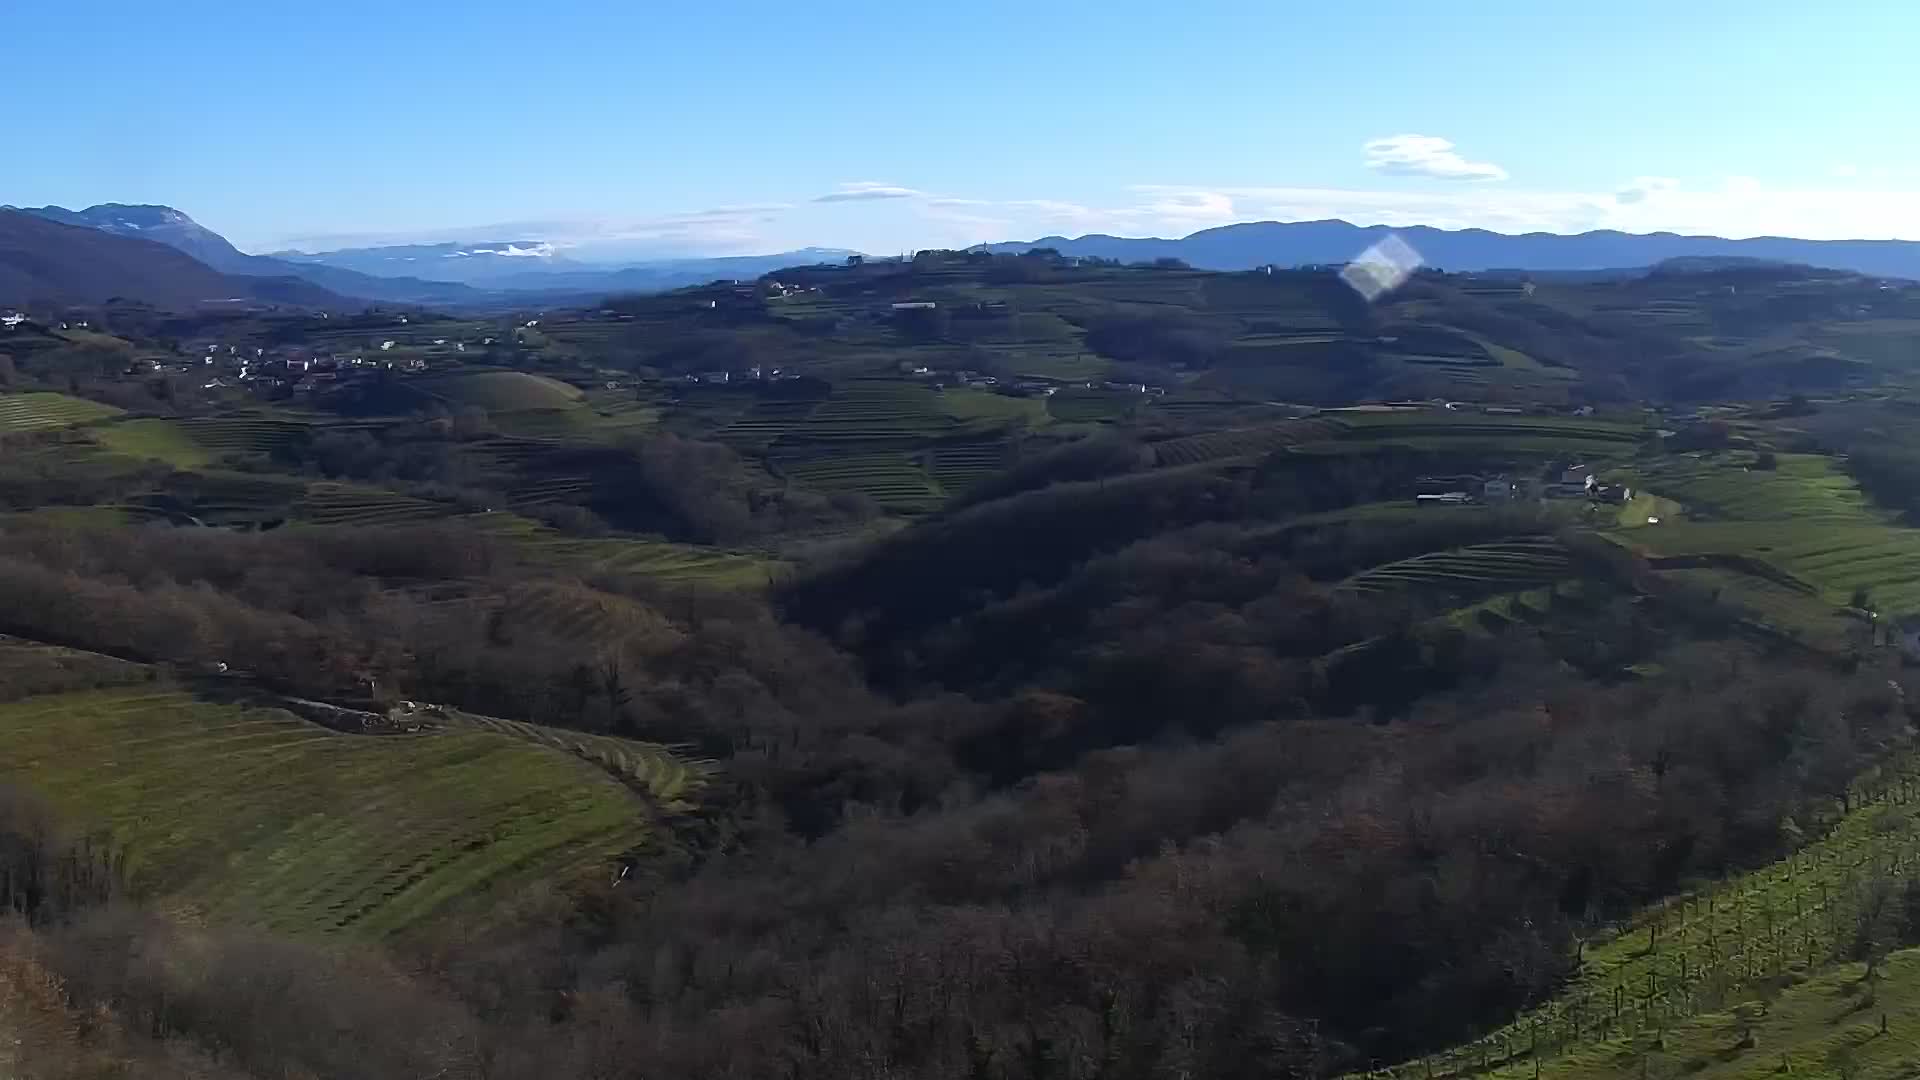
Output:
1627,453,1920,616
419,370,584,411
0,688,657,938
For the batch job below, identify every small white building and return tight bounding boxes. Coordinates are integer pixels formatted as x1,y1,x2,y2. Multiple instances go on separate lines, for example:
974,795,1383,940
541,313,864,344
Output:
891,301,938,310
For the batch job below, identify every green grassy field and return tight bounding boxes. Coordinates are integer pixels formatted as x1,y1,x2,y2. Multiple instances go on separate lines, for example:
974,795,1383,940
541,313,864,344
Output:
93,416,309,467
1539,947,1920,1080
434,707,709,815
419,370,585,412
1623,454,1920,616
0,688,657,938
92,418,218,467
0,392,122,433
1047,388,1144,423
938,387,1050,427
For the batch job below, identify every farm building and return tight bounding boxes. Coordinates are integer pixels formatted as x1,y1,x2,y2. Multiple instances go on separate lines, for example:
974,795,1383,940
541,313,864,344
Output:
891,301,938,310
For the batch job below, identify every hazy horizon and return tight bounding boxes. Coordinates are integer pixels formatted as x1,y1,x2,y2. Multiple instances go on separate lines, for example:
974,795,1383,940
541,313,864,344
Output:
12,1,1920,256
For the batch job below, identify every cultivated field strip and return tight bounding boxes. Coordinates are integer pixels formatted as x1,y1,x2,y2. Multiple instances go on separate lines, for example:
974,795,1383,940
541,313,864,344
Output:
434,708,711,814
0,689,655,937
464,512,778,587
1150,418,1346,466
0,392,121,432
1337,540,1571,594
295,482,458,525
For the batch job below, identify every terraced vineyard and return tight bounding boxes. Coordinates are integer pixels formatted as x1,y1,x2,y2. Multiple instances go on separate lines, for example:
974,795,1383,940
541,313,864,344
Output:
0,688,656,938
505,475,596,508
1328,412,1649,455
713,397,825,446
501,581,678,642
469,512,778,587
129,469,308,524
1370,763,1920,1080
927,441,1011,495
96,416,309,467
0,392,121,432
1150,418,1346,466
295,483,457,526
1338,538,1571,594
778,451,945,512
785,382,959,442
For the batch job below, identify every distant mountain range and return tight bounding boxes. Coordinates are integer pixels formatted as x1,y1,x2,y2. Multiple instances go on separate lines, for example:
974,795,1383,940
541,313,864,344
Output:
10,204,485,305
270,240,859,290
18,200,1920,315
0,209,346,310
7,204,857,308
979,220,1920,280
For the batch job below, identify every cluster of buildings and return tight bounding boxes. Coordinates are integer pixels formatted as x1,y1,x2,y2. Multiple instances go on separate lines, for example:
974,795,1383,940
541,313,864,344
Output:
683,364,804,385
1414,464,1633,507
178,341,434,396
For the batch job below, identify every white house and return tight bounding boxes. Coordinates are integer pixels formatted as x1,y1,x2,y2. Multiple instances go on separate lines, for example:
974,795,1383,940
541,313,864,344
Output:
0,312,25,329
891,301,938,310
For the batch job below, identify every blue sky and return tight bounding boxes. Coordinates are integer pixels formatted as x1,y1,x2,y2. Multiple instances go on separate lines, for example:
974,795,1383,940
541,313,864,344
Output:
10,1,1920,257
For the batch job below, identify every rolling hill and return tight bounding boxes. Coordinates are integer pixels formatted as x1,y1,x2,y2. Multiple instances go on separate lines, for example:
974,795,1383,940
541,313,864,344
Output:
0,209,348,310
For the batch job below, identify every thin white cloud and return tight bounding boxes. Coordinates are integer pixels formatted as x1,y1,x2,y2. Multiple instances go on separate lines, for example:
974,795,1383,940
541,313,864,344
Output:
267,171,1920,264
1614,176,1679,205
1831,163,1861,179
1363,134,1509,182
815,181,926,203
